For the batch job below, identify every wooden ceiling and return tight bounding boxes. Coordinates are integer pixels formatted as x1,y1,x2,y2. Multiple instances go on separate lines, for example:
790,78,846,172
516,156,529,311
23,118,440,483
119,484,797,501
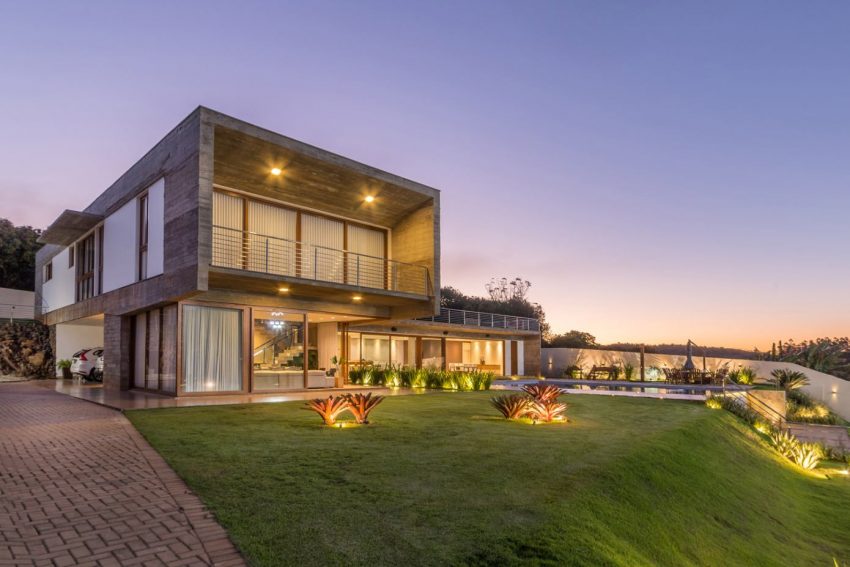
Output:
212,126,435,228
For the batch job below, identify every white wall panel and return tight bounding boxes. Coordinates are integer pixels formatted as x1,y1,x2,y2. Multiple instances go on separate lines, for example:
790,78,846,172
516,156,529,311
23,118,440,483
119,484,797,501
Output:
41,248,75,312
103,199,138,292
517,341,525,376
146,178,165,277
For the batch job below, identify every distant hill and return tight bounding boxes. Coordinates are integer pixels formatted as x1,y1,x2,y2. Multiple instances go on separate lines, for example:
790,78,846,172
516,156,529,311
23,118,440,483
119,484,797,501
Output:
601,343,757,360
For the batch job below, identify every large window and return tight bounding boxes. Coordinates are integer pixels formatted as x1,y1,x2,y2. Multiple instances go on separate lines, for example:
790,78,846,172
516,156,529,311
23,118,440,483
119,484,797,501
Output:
138,194,149,280
422,338,443,369
75,232,96,301
211,189,388,288
182,305,243,393
252,310,306,390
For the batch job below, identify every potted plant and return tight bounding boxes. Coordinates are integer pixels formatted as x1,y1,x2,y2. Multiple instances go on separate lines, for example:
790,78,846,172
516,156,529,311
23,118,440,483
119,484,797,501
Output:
327,355,344,377
57,359,72,380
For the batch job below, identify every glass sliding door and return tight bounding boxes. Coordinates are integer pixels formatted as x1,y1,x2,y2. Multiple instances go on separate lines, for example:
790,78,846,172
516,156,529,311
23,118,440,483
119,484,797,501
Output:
252,309,306,390
422,338,443,369
362,334,390,367
182,305,243,393
390,336,415,367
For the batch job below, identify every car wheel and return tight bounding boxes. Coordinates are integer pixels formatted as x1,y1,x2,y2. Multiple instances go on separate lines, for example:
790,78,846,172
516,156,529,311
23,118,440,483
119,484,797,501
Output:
93,371,103,383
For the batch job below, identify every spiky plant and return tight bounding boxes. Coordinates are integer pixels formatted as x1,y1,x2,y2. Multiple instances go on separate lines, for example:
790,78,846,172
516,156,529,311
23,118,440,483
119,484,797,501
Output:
770,368,810,391
705,397,722,409
736,367,757,385
304,396,350,426
527,399,568,423
490,394,531,419
791,443,822,470
770,429,800,459
343,392,384,424
521,383,566,403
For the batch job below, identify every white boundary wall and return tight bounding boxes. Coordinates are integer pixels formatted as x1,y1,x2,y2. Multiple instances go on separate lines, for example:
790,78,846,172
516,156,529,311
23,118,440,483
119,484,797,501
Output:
542,347,850,420
0,288,35,320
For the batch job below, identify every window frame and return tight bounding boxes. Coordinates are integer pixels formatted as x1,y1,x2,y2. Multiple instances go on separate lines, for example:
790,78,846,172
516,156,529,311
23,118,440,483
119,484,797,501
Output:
137,193,149,281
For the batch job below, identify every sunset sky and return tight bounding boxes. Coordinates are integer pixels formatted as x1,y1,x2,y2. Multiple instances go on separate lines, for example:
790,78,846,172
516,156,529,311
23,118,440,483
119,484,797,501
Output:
1,1,848,349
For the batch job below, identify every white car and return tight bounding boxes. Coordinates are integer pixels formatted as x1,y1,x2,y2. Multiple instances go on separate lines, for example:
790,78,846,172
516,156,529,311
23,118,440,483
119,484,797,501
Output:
71,348,103,381
93,353,104,382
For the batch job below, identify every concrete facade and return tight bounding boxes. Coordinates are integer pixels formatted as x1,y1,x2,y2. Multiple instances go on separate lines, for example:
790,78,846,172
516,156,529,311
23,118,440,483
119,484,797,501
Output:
35,107,458,396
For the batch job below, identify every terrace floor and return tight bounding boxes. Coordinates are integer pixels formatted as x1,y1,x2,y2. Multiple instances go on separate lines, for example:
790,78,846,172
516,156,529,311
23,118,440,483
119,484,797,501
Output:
38,379,420,410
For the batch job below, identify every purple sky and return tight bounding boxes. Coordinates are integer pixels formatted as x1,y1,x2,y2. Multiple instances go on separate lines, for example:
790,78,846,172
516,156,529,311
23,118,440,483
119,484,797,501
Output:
2,1,849,349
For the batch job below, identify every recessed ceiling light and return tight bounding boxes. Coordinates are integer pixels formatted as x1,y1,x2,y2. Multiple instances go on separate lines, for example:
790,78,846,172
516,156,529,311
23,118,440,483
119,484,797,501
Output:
352,295,363,301
278,286,289,293
364,195,375,203
270,167,282,176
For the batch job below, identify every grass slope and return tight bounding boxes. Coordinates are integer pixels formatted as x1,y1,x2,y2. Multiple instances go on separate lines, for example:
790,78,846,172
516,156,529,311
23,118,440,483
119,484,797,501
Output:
127,393,850,566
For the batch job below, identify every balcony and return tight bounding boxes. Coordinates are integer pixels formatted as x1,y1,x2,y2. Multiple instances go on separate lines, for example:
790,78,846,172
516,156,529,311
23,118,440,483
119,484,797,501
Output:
418,307,540,332
211,226,432,297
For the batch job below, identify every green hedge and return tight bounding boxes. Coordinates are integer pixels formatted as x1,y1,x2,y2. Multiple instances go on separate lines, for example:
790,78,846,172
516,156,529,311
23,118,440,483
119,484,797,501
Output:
348,365,493,391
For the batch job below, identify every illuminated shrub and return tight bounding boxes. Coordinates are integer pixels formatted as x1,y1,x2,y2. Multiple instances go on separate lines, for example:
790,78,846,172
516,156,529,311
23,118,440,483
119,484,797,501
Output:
770,368,809,391
490,394,531,419
349,366,492,391
527,399,568,423
791,443,822,470
735,367,757,385
304,396,350,426
705,397,722,410
344,392,385,424
522,384,566,403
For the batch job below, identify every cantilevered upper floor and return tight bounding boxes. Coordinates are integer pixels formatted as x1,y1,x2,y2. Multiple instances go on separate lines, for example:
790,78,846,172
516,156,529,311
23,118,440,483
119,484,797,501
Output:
36,107,440,325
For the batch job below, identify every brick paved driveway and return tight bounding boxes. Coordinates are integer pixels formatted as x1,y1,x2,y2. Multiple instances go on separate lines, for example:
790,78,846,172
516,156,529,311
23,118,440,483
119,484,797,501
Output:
0,382,244,566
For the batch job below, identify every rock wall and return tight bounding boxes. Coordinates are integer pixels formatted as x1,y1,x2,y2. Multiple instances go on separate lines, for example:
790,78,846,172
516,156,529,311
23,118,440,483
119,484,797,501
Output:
0,321,54,378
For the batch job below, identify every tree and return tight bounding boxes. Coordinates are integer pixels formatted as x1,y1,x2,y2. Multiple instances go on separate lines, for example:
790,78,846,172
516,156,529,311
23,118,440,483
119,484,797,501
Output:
485,277,531,302
544,331,598,349
440,277,549,338
0,218,42,291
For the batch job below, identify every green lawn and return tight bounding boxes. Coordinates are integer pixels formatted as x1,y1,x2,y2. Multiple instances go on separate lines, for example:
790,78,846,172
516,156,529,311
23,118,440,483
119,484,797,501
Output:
127,392,850,566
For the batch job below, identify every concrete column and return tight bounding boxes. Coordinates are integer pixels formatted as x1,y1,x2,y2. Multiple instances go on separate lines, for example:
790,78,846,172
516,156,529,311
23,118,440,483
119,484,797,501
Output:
103,314,132,392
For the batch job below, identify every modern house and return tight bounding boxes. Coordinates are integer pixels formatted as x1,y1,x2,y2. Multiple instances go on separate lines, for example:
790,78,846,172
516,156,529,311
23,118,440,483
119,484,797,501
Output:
36,107,539,397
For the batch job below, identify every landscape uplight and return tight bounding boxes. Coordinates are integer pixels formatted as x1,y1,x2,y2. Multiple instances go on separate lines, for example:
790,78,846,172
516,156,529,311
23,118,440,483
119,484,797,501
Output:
270,167,282,176
364,195,375,203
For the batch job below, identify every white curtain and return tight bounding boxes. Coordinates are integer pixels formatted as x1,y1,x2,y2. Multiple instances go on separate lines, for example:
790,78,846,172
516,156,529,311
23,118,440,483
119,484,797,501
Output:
346,225,385,289
183,305,242,392
212,192,244,269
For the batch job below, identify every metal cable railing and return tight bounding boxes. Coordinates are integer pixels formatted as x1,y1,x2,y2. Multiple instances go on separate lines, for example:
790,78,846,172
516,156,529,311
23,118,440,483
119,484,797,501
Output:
211,225,432,296
721,385,788,429
418,307,540,331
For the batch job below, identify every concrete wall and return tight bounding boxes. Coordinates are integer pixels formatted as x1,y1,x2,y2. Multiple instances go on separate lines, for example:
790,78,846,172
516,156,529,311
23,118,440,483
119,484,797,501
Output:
0,287,35,320
391,203,439,310
543,347,850,420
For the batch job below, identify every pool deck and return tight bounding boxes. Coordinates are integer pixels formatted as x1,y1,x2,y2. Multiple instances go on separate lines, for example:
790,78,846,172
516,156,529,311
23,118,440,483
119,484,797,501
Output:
491,378,751,401
34,379,424,411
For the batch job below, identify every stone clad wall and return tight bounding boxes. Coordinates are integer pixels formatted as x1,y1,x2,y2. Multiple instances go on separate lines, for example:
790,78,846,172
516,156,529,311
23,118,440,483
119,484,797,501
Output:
0,321,53,377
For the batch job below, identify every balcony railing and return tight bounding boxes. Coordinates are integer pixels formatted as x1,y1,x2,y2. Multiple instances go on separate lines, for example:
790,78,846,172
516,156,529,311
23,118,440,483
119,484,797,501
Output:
211,225,432,297
418,307,540,332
